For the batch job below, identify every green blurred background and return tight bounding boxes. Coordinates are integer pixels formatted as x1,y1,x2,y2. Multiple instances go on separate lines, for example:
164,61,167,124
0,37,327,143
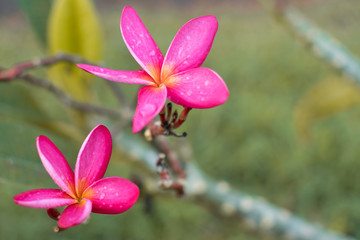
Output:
1,0,360,239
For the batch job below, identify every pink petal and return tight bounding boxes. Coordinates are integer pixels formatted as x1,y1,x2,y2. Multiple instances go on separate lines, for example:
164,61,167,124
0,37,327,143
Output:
37,136,76,197
58,199,92,229
161,15,218,79
133,85,167,133
14,189,75,208
83,177,139,214
166,68,229,108
75,125,112,196
120,6,163,81
77,64,154,85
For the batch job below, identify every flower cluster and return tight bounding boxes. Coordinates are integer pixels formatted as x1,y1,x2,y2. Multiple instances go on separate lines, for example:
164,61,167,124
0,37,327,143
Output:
14,6,229,231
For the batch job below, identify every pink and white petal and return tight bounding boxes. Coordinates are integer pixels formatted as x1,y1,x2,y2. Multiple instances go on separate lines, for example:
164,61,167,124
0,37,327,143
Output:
121,6,163,80
75,125,112,196
14,189,75,208
83,177,139,214
133,85,167,133
58,199,92,229
77,64,154,85
161,15,218,79
37,136,75,197
166,68,229,108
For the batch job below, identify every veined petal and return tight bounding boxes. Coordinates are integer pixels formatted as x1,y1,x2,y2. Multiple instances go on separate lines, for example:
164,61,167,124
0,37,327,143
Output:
83,177,139,214
133,85,167,133
14,189,75,208
75,125,112,196
120,6,163,80
166,68,229,108
77,64,154,85
161,15,218,79
58,199,92,229
37,136,75,197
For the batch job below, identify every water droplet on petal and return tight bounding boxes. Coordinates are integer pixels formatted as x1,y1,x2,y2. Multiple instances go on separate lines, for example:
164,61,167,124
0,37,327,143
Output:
115,192,119,196
149,50,155,56
99,193,105,200
204,81,209,86
186,35,191,40
201,97,205,101
187,90,192,96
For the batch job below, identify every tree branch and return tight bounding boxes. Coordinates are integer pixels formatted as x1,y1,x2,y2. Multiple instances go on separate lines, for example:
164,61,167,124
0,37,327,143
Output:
266,1,360,84
0,53,133,120
115,132,355,240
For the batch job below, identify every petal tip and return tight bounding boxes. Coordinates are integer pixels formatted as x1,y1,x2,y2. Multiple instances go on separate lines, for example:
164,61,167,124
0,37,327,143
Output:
132,120,145,133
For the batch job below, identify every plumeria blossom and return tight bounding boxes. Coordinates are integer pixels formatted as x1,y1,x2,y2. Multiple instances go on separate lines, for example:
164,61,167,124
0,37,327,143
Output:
77,6,229,133
13,125,139,230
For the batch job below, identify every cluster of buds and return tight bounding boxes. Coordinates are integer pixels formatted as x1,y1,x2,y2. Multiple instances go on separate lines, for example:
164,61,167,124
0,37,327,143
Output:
46,208,65,232
156,153,185,196
145,103,192,140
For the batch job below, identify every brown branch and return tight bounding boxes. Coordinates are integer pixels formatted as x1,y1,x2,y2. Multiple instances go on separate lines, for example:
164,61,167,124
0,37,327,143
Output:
0,53,96,81
19,73,130,119
0,53,133,120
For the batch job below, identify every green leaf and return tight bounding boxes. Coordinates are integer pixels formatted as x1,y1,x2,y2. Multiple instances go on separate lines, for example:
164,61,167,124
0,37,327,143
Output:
295,78,360,141
47,0,103,102
17,0,52,46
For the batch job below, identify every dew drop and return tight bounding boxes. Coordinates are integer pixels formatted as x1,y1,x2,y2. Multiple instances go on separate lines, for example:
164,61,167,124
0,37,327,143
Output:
115,192,119,196
187,90,192,96
204,81,209,86
196,86,200,89
99,193,105,200
109,204,113,208
186,35,191,40
201,97,205,101
149,50,155,56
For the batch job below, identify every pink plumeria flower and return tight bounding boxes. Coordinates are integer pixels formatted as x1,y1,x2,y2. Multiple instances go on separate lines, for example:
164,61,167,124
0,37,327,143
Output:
14,125,139,230
77,6,229,133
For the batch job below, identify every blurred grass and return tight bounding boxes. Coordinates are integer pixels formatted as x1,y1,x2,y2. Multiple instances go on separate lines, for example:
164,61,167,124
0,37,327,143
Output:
1,0,360,239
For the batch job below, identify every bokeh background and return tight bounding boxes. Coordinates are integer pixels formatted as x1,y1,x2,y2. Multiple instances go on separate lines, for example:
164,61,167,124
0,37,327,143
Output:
1,0,360,239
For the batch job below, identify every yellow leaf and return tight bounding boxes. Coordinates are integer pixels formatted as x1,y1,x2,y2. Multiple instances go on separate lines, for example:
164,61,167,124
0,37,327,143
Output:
47,0,103,101
295,78,360,141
